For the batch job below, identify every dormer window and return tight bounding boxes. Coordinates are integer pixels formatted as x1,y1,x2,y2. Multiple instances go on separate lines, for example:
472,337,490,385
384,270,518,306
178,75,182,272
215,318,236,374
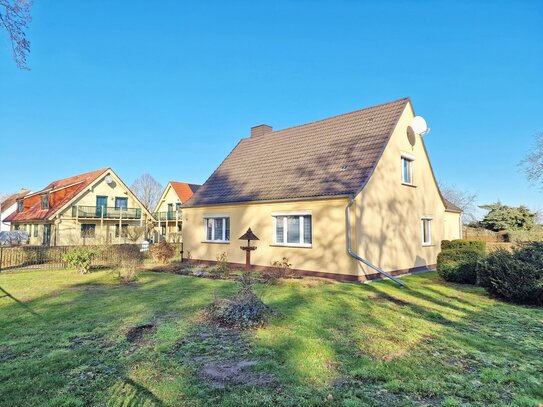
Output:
401,153,415,186
17,200,24,212
41,194,49,210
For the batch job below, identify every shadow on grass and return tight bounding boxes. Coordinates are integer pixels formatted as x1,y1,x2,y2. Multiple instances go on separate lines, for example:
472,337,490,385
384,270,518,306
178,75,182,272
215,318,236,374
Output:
0,270,541,406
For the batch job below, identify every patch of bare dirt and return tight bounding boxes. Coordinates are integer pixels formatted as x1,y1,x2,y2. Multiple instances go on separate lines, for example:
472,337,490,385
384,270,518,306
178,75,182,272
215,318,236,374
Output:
126,321,157,344
201,360,275,389
175,323,276,388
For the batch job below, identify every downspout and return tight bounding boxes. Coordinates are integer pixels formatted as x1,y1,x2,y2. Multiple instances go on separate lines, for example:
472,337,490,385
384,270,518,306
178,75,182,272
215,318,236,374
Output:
346,197,406,287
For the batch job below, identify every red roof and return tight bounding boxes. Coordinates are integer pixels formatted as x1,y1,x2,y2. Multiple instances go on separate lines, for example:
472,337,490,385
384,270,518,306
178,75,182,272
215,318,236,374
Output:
169,182,201,204
5,168,109,222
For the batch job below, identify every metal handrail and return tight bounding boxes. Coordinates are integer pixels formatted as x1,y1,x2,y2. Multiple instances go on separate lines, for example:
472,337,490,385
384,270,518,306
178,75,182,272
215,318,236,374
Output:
72,206,142,219
154,210,182,221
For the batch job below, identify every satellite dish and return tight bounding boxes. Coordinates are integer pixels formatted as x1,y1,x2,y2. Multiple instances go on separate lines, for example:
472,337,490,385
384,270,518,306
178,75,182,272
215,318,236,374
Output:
105,176,113,184
412,116,430,136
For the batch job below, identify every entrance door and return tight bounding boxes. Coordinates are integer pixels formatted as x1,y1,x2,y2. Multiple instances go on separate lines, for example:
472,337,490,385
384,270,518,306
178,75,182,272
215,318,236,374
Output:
96,196,107,217
43,224,51,246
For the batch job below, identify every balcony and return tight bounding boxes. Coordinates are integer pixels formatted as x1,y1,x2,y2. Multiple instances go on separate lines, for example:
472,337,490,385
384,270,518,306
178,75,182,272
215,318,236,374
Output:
72,205,142,220
154,210,182,222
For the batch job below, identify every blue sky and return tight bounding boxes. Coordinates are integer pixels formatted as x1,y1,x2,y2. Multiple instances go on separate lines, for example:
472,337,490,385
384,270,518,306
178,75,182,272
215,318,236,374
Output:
1,1,542,212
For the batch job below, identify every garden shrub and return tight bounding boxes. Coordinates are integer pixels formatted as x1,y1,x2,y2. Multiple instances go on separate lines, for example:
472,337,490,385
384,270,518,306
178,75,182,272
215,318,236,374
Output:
437,240,486,284
215,252,230,274
150,241,174,264
441,239,486,253
478,242,543,305
205,272,272,328
112,244,144,283
63,247,96,274
266,257,294,280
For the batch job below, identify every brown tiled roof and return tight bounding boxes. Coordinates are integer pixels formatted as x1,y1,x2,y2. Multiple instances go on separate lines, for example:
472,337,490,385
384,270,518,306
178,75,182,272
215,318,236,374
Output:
1,189,31,211
5,168,109,222
170,182,201,204
444,198,462,213
185,98,410,206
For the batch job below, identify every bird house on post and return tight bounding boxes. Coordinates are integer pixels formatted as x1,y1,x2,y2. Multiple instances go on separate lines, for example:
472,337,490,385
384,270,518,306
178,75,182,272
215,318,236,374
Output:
239,228,259,272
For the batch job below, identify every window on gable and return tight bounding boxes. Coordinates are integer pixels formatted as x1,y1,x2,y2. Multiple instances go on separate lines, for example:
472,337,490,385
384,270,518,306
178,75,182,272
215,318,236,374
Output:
41,195,49,210
81,224,96,238
401,155,414,185
17,200,24,212
115,197,128,210
204,217,230,242
274,213,312,246
422,217,432,246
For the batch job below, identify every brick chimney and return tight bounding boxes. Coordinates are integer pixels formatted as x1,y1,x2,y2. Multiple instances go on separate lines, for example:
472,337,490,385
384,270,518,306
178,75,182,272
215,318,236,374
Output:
250,124,273,138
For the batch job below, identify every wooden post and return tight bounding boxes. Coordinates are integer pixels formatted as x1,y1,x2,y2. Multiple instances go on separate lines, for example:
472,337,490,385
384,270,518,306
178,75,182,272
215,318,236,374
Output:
245,249,251,272
119,208,122,244
100,206,104,244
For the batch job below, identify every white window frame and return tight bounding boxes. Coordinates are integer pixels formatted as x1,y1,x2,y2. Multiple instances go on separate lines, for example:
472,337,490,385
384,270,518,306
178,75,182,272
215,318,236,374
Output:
203,215,230,243
401,153,415,186
421,217,432,246
272,212,312,248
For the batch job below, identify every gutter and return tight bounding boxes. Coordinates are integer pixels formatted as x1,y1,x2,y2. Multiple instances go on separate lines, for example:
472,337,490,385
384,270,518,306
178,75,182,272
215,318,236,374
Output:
346,197,406,287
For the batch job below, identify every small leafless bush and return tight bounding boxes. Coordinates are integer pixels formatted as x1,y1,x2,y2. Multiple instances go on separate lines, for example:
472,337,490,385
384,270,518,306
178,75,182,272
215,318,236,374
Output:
150,240,174,264
215,251,230,274
112,244,144,283
266,257,294,280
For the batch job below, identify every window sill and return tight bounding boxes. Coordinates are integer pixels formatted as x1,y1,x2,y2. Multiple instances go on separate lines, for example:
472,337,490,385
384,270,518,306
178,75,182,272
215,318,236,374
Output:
402,183,417,188
202,240,230,244
270,243,312,249
422,244,434,247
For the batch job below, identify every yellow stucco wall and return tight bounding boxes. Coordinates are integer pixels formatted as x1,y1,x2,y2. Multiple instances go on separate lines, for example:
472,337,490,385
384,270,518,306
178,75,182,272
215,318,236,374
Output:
155,184,182,212
444,211,462,240
352,103,448,275
182,198,358,276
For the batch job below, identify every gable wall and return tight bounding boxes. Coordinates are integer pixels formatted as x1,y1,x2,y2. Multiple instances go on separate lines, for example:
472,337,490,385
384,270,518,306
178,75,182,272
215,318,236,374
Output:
353,103,446,275
156,185,181,212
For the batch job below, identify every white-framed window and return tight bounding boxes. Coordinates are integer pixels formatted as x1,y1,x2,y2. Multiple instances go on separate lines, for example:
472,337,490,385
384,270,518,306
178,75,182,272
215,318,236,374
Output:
204,216,230,242
421,217,432,246
401,153,415,185
273,212,312,247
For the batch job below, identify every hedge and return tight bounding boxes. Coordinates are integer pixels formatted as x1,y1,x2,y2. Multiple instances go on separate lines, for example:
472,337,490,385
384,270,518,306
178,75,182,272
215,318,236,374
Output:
437,247,485,284
478,242,543,305
441,239,487,253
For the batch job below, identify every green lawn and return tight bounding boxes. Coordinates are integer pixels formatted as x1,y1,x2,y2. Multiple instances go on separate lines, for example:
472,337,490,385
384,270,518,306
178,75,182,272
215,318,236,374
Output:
0,269,541,407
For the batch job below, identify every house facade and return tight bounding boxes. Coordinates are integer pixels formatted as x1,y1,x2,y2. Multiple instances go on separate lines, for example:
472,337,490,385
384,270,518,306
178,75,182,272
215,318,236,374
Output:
153,182,200,242
5,168,153,246
182,98,462,281
0,189,31,232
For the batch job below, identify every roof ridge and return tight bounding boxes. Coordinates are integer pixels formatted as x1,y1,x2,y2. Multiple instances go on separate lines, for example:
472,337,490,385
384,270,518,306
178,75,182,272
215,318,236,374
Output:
245,97,410,140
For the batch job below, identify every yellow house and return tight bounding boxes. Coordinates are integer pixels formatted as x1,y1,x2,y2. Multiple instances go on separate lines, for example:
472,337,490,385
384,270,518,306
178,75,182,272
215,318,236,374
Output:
153,181,201,242
6,168,154,246
182,98,462,282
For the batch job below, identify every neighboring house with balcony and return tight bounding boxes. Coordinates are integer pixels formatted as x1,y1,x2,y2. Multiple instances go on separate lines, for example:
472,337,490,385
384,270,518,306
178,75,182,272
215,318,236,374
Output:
182,98,462,282
0,189,31,232
153,181,201,242
5,168,153,246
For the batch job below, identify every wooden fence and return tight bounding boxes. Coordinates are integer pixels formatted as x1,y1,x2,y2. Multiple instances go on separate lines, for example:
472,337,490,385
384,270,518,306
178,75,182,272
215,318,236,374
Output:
0,243,183,272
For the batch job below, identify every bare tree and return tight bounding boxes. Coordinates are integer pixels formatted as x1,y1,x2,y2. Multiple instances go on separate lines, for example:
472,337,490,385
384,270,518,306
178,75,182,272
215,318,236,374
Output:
130,174,163,211
521,132,543,189
440,183,479,224
0,0,32,69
